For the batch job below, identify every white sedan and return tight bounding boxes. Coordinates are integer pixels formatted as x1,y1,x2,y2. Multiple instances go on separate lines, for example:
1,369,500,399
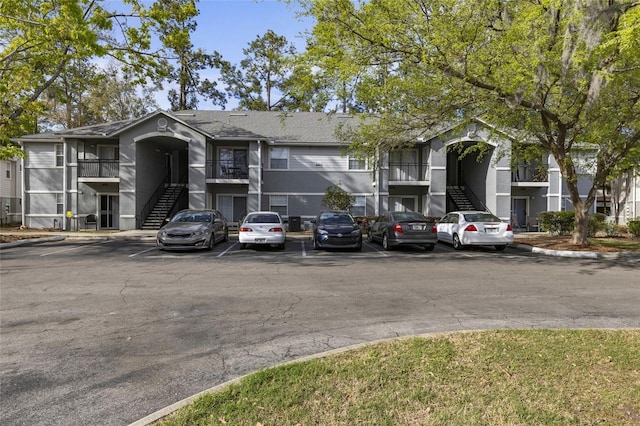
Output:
239,211,286,250
437,211,514,251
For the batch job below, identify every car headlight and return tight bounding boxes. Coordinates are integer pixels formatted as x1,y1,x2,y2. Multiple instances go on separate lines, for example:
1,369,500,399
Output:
158,230,167,238
317,229,328,235
351,229,361,236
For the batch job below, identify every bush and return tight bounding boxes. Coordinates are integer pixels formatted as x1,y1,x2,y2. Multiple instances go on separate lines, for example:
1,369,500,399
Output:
539,211,575,235
602,222,621,237
629,220,640,237
587,213,607,237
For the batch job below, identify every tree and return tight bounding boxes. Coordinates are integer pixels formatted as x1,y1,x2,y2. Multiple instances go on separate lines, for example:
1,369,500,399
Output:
322,183,354,210
218,30,299,111
149,0,225,110
294,0,640,245
0,0,173,159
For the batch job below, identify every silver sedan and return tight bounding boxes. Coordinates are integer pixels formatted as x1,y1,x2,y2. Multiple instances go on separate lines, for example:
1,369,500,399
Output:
157,209,228,250
437,211,514,251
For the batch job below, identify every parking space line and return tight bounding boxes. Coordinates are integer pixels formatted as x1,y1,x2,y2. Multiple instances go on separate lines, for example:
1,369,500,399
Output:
301,240,307,257
129,247,157,257
217,242,237,257
40,240,112,256
363,241,389,256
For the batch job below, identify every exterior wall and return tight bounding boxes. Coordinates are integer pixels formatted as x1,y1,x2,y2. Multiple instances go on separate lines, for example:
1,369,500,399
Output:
23,142,66,228
1,159,22,225
612,173,640,225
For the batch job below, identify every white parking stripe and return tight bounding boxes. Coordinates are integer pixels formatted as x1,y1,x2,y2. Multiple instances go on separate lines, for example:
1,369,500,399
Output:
301,240,307,257
40,240,112,256
129,247,157,257
363,241,389,256
217,242,237,257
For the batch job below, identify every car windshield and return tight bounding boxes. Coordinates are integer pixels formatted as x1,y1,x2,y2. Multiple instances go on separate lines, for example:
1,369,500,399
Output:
172,212,211,223
246,214,280,224
394,212,426,221
319,212,354,224
463,213,501,223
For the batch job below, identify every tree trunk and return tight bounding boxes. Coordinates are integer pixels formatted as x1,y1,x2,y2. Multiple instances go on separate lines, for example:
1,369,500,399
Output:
572,202,590,246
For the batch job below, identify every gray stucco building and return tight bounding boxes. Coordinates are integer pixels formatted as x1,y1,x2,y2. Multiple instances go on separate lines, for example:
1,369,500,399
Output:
15,110,594,231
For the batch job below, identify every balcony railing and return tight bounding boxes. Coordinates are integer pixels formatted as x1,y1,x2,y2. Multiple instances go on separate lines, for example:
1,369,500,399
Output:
206,160,249,179
512,165,548,182
388,162,429,181
78,160,119,177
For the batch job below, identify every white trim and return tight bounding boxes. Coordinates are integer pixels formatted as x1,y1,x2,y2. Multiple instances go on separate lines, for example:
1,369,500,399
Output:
189,164,206,168
120,215,136,218
133,131,191,143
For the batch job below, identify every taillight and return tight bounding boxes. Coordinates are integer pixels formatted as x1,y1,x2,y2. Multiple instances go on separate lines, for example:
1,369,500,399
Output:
393,223,403,233
431,224,437,233
506,224,513,231
465,224,478,232
269,227,283,232
240,227,252,232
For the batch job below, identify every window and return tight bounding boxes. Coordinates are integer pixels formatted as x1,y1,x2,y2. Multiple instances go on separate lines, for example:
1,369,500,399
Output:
5,162,9,179
350,196,366,216
56,193,64,215
269,195,288,216
55,144,64,167
348,157,366,170
269,147,288,169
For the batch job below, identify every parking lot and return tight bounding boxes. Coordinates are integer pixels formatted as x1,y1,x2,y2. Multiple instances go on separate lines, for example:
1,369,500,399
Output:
1,237,639,426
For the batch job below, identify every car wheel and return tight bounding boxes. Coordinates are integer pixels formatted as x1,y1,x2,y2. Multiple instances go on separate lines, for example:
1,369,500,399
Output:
424,244,435,252
278,243,286,250
223,230,229,242
382,233,392,251
312,235,319,250
367,232,373,243
452,234,464,250
495,245,506,251
156,240,164,251
207,236,214,251
240,243,247,250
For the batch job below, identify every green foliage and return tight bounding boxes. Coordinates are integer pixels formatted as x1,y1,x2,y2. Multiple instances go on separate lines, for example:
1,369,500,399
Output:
158,330,640,426
1,0,172,145
628,220,640,237
587,213,607,237
538,211,575,235
217,30,305,111
321,184,354,210
296,0,640,245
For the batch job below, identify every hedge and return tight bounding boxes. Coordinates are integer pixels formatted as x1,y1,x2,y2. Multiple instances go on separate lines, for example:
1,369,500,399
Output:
537,211,607,236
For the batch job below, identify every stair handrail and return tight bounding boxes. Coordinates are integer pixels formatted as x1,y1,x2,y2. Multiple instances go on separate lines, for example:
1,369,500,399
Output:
137,174,170,228
462,185,491,213
163,172,188,223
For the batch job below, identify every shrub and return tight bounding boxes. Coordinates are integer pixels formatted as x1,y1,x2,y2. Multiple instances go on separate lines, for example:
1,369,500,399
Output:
602,221,620,237
539,211,575,235
587,213,607,237
628,220,640,237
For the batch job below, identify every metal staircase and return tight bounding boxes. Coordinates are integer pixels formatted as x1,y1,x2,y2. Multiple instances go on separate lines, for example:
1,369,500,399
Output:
447,186,478,211
141,183,186,230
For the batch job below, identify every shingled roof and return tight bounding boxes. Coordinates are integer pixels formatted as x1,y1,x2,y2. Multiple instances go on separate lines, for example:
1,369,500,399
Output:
15,110,362,144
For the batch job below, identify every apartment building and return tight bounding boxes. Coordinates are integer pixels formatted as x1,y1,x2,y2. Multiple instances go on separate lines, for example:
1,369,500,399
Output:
15,110,595,230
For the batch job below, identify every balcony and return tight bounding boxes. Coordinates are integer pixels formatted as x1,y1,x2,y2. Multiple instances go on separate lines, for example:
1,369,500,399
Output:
78,160,119,179
512,164,548,187
388,162,429,185
206,160,249,181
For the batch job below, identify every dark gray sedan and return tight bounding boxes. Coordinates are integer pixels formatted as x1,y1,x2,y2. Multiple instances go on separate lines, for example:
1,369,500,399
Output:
311,210,362,251
367,211,437,251
157,209,228,250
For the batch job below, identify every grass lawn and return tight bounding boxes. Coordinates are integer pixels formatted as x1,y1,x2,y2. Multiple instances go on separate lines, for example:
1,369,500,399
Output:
156,329,640,425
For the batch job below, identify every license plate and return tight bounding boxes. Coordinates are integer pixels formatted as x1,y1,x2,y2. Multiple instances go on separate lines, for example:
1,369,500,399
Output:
255,238,266,243
412,224,425,230
485,228,498,233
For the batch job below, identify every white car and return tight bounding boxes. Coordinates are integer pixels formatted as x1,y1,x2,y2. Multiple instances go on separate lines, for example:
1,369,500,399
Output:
437,211,514,251
239,211,286,250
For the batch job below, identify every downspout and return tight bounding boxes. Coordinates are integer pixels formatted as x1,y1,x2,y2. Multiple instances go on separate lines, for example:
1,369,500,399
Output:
20,152,25,227
257,140,262,211
63,141,68,230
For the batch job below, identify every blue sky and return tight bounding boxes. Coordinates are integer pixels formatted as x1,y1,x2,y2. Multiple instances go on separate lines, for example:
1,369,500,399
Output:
161,0,313,109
